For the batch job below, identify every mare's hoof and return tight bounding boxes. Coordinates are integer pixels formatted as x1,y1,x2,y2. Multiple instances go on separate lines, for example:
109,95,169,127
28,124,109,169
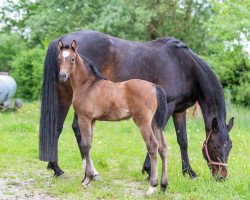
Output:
53,171,65,178
183,168,198,179
93,174,102,181
146,175,150,181
145,186,157,196
56,173,67,179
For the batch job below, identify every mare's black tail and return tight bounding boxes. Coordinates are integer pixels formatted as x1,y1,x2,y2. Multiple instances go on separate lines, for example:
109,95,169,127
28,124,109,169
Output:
39,40,59,161
154,85,168,130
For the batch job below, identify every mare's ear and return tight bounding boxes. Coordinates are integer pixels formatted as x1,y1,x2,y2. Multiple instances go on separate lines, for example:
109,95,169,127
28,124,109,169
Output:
58,40,64,50
227,117,234,132
71,40,77,51
211,117,219,133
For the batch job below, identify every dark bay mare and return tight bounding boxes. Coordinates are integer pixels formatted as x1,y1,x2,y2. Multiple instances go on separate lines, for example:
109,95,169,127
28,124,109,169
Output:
58,40,168,195
39,30,234,180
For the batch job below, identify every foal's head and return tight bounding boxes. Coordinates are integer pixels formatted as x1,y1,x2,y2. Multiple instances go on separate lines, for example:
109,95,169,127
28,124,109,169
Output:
57,40,78,82
202,117,234,180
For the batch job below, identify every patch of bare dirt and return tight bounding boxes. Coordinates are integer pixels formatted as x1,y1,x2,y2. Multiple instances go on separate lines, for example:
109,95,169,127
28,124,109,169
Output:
114,179,145,198
0,176,57,200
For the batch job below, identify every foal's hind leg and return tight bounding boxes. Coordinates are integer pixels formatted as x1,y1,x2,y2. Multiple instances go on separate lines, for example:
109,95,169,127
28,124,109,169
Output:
153,125,168,191
137,123,159,196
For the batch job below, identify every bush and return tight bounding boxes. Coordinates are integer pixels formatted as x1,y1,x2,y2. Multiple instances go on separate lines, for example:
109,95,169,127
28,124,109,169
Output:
0,33,27,72
11,48,45,100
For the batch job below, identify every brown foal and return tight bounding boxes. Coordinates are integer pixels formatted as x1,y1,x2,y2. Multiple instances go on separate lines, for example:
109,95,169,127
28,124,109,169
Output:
57,40,168,195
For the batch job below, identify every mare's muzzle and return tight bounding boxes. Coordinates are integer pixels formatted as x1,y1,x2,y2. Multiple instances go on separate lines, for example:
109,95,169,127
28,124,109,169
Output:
58,72,68,82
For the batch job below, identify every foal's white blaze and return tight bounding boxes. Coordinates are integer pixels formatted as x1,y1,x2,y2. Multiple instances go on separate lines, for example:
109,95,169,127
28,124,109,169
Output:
62,50,70,59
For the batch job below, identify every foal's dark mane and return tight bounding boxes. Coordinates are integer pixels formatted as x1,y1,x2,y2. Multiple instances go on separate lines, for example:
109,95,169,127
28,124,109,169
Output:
81,57,107,80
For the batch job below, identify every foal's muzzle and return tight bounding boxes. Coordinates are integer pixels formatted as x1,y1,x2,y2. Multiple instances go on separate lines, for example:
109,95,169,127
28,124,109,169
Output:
58,72,68,82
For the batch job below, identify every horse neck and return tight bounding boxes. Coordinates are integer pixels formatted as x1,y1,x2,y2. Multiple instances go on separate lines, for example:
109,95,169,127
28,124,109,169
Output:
70,56,96,92
196,70,227,133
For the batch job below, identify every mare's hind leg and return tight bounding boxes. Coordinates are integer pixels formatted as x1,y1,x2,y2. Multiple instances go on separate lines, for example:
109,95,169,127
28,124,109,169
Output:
77,117,96,188
173,111,197,178
72,114,100,180
153,125,168,191
48,102,70,177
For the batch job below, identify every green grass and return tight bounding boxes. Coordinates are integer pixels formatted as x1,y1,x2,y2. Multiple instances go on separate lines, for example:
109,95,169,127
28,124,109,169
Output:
0,102,249,199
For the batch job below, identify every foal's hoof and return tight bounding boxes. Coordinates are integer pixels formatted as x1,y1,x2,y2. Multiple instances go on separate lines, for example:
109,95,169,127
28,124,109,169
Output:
145,186,157,196
82,177,91,188
161,183,168,192
92,174,102,181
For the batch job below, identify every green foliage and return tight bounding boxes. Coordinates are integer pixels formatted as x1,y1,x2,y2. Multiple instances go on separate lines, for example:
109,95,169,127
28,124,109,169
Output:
204,0,250,106
11,48,45,100
0,33,27,72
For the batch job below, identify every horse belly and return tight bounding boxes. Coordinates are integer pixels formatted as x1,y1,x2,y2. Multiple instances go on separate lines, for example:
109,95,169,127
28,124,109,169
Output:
96,108,131,121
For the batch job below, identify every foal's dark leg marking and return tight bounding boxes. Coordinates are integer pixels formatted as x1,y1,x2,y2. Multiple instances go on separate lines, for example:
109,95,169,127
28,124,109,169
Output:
142,153,151,180
173,111,197,179
47,103,71,177
72,113,85,159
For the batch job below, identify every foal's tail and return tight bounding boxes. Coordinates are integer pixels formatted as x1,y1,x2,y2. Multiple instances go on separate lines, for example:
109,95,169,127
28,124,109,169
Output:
154,85,168,130
39,40,59,162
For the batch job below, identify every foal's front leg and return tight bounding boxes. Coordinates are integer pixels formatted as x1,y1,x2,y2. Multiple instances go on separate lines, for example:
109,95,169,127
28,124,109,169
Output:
72,114,101,180
77,117,96,188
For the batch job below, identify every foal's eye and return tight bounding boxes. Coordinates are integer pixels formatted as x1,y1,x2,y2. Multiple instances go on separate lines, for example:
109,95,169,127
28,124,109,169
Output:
71,57,75,63
58,59,60,64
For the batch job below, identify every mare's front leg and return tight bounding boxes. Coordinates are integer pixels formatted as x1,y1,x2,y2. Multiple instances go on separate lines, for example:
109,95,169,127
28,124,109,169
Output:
47,102,71,177
77,117,96,188
72,113,101,180
173,111,197,178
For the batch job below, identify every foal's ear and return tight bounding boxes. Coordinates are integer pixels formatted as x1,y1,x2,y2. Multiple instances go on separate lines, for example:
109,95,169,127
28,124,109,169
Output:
211,117,219,133
71,40,77,51
227,117,234,132
58,40,64,50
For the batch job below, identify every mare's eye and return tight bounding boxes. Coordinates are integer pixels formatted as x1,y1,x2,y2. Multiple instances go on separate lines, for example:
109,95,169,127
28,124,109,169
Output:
71,57,75,63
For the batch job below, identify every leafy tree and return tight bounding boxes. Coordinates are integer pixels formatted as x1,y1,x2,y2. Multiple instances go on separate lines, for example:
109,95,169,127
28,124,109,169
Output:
0,33,27,72
204,0,250,105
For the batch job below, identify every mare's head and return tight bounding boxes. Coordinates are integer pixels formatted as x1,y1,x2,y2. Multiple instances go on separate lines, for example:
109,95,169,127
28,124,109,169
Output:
202,117,234,180
57,40,78,82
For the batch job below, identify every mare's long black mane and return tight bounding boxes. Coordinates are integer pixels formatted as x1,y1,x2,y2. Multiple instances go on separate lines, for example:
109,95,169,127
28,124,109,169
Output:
155,36,226,119
153,37,188,48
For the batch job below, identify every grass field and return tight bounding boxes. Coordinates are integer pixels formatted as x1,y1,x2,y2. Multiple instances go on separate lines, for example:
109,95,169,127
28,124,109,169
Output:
0,102,249,199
